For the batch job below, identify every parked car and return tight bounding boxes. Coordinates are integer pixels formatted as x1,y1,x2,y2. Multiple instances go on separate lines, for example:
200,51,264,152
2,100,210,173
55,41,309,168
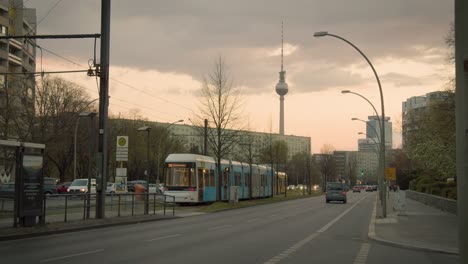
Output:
127,180,147,192
106,182,116,194
325,182,347,204
0,182,15,198
43,177,58,195
365,185,373,192
56,182,71,194
352,186,361,193
67,178,96,194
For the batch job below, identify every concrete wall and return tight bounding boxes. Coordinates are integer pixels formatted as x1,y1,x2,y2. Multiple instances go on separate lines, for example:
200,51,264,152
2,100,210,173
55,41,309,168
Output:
406,190,457,215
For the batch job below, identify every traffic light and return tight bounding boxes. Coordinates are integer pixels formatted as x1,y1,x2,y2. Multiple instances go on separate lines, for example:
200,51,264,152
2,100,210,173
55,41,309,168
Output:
360,170,364,178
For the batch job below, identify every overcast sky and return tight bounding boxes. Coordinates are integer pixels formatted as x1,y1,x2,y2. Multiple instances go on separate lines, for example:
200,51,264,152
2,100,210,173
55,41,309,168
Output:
27,0,454,152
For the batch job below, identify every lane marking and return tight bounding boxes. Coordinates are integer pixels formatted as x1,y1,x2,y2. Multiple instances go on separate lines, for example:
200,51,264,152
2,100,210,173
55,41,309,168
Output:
40,249,104,263
264,195,367,264
245,218,259,223
147,234,181,242
353,243,371,264
207,225,231,230
317,196,367,233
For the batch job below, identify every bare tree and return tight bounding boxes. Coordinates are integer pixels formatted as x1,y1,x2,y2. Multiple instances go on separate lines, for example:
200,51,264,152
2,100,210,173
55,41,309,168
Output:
193,57,243,201
318,144,337,189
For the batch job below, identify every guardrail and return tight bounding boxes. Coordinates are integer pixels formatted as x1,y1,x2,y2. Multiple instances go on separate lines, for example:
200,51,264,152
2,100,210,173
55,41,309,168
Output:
406,190,457,215
0,192,176,225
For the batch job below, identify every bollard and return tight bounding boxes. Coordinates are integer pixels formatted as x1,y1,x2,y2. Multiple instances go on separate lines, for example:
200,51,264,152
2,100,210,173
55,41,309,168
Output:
64,195,68,222
163,195,166,215
173,196,175,216
153,193,156,215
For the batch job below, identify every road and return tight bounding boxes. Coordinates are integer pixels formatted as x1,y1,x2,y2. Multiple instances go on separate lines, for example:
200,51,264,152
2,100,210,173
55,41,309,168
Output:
0,192,458,264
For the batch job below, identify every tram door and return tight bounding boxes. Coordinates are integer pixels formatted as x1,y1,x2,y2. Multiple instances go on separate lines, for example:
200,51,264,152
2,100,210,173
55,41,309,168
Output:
198,169,205,202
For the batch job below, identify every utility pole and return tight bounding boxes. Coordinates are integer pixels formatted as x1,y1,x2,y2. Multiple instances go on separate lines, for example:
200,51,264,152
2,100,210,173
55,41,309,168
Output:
96,0,111,219
455,0,468,262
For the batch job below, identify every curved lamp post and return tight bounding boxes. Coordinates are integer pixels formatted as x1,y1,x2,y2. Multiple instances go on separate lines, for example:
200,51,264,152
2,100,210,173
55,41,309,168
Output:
315,31,387,217
73,98,99,180
156,119,184,183
352,117,380,142
137,125,151,215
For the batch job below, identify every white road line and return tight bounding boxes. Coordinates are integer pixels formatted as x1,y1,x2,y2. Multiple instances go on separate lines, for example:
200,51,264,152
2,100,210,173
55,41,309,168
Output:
245,218,260,223
40,249,104,263
207,225,231,230
353,243,371,264
264,195,367,264
317,196,367,233
147,234,181,242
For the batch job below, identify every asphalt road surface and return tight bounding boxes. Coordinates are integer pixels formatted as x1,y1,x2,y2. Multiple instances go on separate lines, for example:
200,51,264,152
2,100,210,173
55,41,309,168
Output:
0,192,458,264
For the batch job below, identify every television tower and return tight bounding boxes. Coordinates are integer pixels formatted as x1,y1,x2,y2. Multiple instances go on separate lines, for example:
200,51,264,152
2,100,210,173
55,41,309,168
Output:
275,21,289,135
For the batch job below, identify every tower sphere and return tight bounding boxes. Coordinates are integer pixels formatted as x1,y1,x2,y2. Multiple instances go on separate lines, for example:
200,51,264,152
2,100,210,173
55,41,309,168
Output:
276,81,288,96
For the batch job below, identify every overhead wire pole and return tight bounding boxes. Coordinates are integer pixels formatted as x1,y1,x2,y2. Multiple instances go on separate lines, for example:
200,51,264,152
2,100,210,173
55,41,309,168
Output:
96,0,111,219
455,0,468,261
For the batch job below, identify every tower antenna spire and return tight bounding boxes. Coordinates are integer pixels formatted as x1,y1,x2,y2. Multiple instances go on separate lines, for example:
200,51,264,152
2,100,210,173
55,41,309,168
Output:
281,21,284,72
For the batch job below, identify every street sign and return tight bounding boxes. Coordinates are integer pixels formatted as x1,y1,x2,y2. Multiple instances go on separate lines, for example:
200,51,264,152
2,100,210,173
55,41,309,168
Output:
385,167,396,180
116,136,128,161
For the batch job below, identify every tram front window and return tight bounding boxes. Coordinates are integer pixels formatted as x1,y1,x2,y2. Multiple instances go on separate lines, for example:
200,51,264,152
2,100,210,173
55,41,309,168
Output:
166,166,195,188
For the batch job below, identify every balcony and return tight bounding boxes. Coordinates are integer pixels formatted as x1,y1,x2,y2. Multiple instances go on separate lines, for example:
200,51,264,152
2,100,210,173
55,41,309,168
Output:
9,39,23,50
8,53,22,66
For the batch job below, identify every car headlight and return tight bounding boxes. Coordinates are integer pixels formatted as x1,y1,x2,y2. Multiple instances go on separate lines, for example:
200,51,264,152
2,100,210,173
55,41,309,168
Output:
67,189,70,192
80,188,86,192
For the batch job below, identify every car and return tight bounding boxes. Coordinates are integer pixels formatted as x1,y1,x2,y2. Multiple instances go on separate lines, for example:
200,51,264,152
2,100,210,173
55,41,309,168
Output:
67,178,96,194
287,185,296,190
43,177,58,195
106,182,116,194
56,182,71,194
352,186,361,193
365,185,373,192
325,182,347,204
127,180,147,192
312,184,320,191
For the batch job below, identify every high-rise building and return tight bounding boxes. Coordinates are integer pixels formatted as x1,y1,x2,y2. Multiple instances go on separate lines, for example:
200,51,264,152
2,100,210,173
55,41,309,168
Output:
365,115,392,149
0,0,36,140
402,91,450,148
275,22,288,135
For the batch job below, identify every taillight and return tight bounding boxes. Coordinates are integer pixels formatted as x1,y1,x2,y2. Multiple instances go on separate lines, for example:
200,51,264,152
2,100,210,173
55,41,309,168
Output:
188,187,195,191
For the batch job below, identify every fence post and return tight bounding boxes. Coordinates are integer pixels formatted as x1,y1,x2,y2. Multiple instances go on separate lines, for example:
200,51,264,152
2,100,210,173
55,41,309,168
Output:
153,193,156,215
64,195,68,222
163,195,166,216
132,194,135,216
173,196,175,216
40,195,46,225
83,195,86,220
118,194,121,217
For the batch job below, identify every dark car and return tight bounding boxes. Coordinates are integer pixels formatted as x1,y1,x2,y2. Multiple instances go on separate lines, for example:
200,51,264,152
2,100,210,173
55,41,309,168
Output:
56,182,71,194
352,186,361,193
43,177,58,195
0,182,15,198
127,180,147,192
325,182,347,204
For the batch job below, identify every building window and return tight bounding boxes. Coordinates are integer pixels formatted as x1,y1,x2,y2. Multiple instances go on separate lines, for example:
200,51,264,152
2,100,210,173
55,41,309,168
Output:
0,25,7,35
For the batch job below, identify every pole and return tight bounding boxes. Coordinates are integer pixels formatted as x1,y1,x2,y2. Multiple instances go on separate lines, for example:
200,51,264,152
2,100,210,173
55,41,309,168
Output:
204,119,208,156
74,99,98,181
96,0,111,219
328,33,386,217
86,115,95,219
455,0,468,261
145,129,150,215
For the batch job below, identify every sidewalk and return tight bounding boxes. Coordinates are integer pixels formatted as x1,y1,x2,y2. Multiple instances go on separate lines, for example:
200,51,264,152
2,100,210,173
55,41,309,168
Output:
368,190,458,254
0,210,204,241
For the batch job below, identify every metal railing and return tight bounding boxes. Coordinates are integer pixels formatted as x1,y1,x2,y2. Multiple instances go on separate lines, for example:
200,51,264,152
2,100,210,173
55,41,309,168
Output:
0,192,176,226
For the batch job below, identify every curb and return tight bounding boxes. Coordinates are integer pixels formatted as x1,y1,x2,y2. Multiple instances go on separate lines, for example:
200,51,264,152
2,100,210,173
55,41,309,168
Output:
367,197,459,255
0,216,180,241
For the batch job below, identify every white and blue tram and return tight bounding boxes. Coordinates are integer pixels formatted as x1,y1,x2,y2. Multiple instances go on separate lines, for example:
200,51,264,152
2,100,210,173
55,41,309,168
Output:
164,154,285,203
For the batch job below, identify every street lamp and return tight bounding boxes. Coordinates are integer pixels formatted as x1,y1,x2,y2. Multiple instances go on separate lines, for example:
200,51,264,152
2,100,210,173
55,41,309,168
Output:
316,31,387,217
137,125,151,215
74,98,99,181
78,111,96,219
156,120,184,183
352,117,380,142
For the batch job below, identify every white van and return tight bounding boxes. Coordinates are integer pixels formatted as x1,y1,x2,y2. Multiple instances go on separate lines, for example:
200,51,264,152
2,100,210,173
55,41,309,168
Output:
67,178,96,194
